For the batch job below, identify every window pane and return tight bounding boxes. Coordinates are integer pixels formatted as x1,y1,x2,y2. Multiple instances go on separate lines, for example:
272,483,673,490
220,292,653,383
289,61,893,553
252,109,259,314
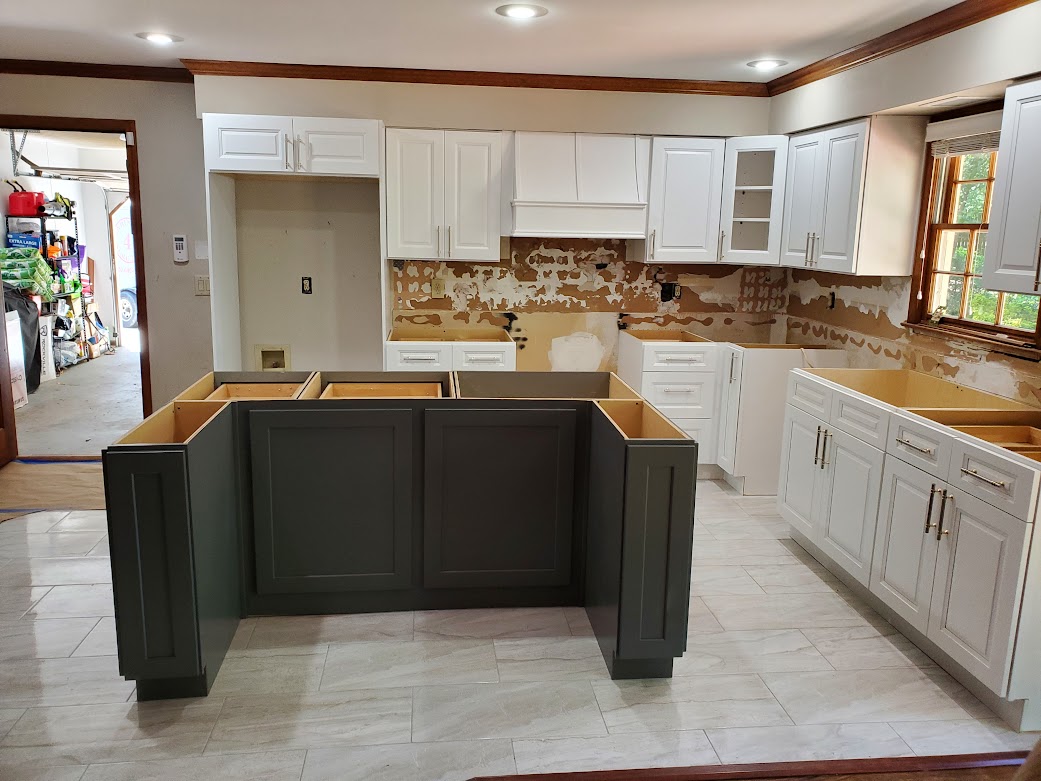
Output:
971,231,987,274
953,182,988,223
1000,293,1040,331
935,230,971,273
965,277,999,325
930,273,964,317
958,153,992,181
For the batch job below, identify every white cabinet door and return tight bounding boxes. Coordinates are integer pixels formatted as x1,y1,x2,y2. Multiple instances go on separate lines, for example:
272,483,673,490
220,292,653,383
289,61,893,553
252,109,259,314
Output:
647,137,725,263
778,405,825,540
386,129,445,260
445,131,502,261
720,135,789,265
294,117,379,176
780,132,822,267
716,346,743,474
817,428,883,586
928,488,1031,695
871,457,941,633
982,79,1041,295
812,121,867,273
204,114,295,173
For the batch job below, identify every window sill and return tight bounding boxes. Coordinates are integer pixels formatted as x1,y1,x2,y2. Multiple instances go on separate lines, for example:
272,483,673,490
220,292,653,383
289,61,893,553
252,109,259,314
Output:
903,321,1041,362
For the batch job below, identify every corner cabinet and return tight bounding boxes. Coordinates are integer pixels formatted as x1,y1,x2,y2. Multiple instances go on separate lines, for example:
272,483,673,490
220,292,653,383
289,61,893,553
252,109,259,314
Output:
386,129,502,261
779,116,926,275
981,79,1041,295
203,114,380,176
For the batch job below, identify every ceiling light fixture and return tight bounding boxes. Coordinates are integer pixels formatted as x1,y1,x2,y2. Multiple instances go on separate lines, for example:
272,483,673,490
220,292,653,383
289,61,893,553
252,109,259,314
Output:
495,4,548,19
747,59,788,72
135,32,183,45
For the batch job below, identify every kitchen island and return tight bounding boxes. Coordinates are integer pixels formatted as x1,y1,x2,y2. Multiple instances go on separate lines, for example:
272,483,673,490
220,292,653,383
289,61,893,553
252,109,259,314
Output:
103,371,699,700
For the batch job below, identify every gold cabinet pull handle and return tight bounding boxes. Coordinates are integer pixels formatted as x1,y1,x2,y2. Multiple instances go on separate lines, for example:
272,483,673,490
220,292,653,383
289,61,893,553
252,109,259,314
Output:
896,437,935,456
814,425,822,465
925,485,939,533
719,230,726,260
960,467,1008,489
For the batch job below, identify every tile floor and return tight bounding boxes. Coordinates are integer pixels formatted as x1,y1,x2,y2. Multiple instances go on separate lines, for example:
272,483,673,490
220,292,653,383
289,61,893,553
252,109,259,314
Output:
0,482,1037,781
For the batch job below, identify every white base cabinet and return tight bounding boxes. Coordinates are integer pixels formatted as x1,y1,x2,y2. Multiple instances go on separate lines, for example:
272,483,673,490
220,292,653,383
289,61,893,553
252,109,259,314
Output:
385,337,516,372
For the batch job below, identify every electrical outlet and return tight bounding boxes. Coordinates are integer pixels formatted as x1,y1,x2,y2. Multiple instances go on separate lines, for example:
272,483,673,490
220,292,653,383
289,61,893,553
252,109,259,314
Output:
431,277,446,298
194,275,210,296
301,276,313,294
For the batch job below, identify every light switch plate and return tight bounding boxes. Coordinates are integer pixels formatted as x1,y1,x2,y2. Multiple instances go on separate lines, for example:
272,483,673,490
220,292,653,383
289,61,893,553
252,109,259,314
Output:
194,275,210,296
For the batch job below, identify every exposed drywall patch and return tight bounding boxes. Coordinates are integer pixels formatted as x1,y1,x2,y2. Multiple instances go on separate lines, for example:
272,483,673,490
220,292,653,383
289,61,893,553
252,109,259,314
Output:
549,332,607,371
789,271,911,330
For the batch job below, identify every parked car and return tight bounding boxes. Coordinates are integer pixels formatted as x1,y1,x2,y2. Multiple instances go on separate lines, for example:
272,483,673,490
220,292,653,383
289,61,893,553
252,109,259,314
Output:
120,287,138,328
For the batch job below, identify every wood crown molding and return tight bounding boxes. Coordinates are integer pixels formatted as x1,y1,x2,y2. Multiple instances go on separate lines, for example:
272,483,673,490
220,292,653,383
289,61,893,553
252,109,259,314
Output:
180,59,769,97
0,59,192,84
767,0,1041,95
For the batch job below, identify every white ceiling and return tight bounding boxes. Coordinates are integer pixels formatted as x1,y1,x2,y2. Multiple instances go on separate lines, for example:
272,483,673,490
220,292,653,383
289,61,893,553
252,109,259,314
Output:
0,0,964,82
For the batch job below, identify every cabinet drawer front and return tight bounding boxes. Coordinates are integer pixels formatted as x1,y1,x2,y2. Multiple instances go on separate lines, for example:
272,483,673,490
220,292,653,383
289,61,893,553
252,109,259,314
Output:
642,343,718,372
949,440,1039,521
453,343,516,371
887,413,953,480
641,371,716,418
830,391,890,448
787,372,833,419
670,417,716,465
385,342,453,371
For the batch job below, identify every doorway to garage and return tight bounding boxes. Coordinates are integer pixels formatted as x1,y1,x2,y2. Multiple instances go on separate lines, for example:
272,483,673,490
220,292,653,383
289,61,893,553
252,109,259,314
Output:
1,117,151,461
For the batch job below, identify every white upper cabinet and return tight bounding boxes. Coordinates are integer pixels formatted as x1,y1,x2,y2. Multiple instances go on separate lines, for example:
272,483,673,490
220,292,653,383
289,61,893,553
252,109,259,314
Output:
982,79,1041,295
386,129,444,261
203,114,380,176
294,117,380,176
510,132,650,238
645,137,725,263
386,129,501,261
781,116,926,276
719,136,789,265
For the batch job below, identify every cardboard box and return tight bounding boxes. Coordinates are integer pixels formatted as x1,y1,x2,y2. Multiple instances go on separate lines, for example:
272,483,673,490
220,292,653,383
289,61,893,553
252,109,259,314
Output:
39,314,57,382
6,311,28,409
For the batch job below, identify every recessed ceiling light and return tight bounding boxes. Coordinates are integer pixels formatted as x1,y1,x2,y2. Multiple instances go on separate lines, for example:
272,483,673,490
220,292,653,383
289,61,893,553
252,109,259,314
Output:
135,32,183,45
747,59,788,72
495,4,548,19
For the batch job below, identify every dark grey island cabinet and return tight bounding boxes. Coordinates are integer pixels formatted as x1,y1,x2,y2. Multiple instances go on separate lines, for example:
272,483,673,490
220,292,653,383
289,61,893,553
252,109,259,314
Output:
103,371,699,700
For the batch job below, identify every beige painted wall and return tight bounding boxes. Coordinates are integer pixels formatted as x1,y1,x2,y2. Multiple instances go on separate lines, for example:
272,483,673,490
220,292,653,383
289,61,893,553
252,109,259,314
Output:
769,3,1041,134
0,74,211,407
192,76,771,136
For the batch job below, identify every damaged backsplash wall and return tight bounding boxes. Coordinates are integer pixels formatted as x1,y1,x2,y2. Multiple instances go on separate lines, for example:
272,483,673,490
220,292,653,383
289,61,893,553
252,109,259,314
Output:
786,270,1041,408
392,238,787,370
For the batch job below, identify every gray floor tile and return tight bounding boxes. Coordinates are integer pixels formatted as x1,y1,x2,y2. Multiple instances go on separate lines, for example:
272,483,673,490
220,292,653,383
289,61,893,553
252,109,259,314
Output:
71,618,117,657
706,723,914,764
0,767,87,781
0,618,100,661
0,533,106,559
702,593,873,630
690,566,765,596
49,512,108,533
675,629,832,675
0,708,25,740
889,718,1041,755
688,597,725,634
563,606,594,636
246,613,413,650
321,639,498,689
802,626,938,670
513,730,720,774
0,587,50,619
0,558,113,588
743,564,839,594
0,656,136,707
26,585,114,619
413,681,606,741
692,540,799,566
494,637,609,681
302,740,516,781
78,750,307,781
208,653,327,696
0,512,68,534
414,607,571,640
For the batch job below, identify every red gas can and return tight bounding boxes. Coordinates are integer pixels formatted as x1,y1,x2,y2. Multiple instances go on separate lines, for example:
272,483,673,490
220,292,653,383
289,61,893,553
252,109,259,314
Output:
8,189,46,217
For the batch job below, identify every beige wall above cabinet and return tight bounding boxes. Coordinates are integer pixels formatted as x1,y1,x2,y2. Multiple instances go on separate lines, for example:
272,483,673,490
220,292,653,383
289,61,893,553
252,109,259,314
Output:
508,132,650,239
982,79,1041,295
386,128,502,261
203,113,380,176
779,116,926,276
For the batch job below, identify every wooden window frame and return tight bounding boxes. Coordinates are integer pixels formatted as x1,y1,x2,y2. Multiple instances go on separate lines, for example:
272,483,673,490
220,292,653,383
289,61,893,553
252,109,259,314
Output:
908,145,1041,352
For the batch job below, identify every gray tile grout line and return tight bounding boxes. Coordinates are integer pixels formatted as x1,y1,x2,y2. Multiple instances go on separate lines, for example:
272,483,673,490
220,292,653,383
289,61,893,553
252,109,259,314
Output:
64,616,106,658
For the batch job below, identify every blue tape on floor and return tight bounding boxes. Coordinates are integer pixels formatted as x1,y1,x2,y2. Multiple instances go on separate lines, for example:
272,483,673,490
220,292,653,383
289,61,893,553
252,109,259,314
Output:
14,458,103,464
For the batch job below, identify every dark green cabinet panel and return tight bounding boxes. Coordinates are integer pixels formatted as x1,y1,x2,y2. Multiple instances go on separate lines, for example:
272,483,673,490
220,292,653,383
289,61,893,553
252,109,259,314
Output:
424,408,577,588
104,449,201,680
251,409,413,594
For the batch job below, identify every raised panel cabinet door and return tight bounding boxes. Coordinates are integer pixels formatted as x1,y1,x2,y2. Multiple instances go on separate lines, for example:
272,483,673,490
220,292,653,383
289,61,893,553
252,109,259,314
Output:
816,428,883,586
720,135,789,265
812,121,868,273
294,117,379,176
869,457,941,633
647,137,726,263
780,132,822,267
424,408,577,588
445,131,502,261
983,80,1041,294
716,346,743,474
203,114,295,173
777,404,825,540
250,409,413,594
928,488,1031,695
386,128,445,259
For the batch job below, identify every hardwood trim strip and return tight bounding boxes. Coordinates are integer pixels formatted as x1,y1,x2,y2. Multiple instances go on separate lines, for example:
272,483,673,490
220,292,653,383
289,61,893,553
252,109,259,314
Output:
0,59,192,84
179,59,770,97
471,752,1029,781
767,0,1040,95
